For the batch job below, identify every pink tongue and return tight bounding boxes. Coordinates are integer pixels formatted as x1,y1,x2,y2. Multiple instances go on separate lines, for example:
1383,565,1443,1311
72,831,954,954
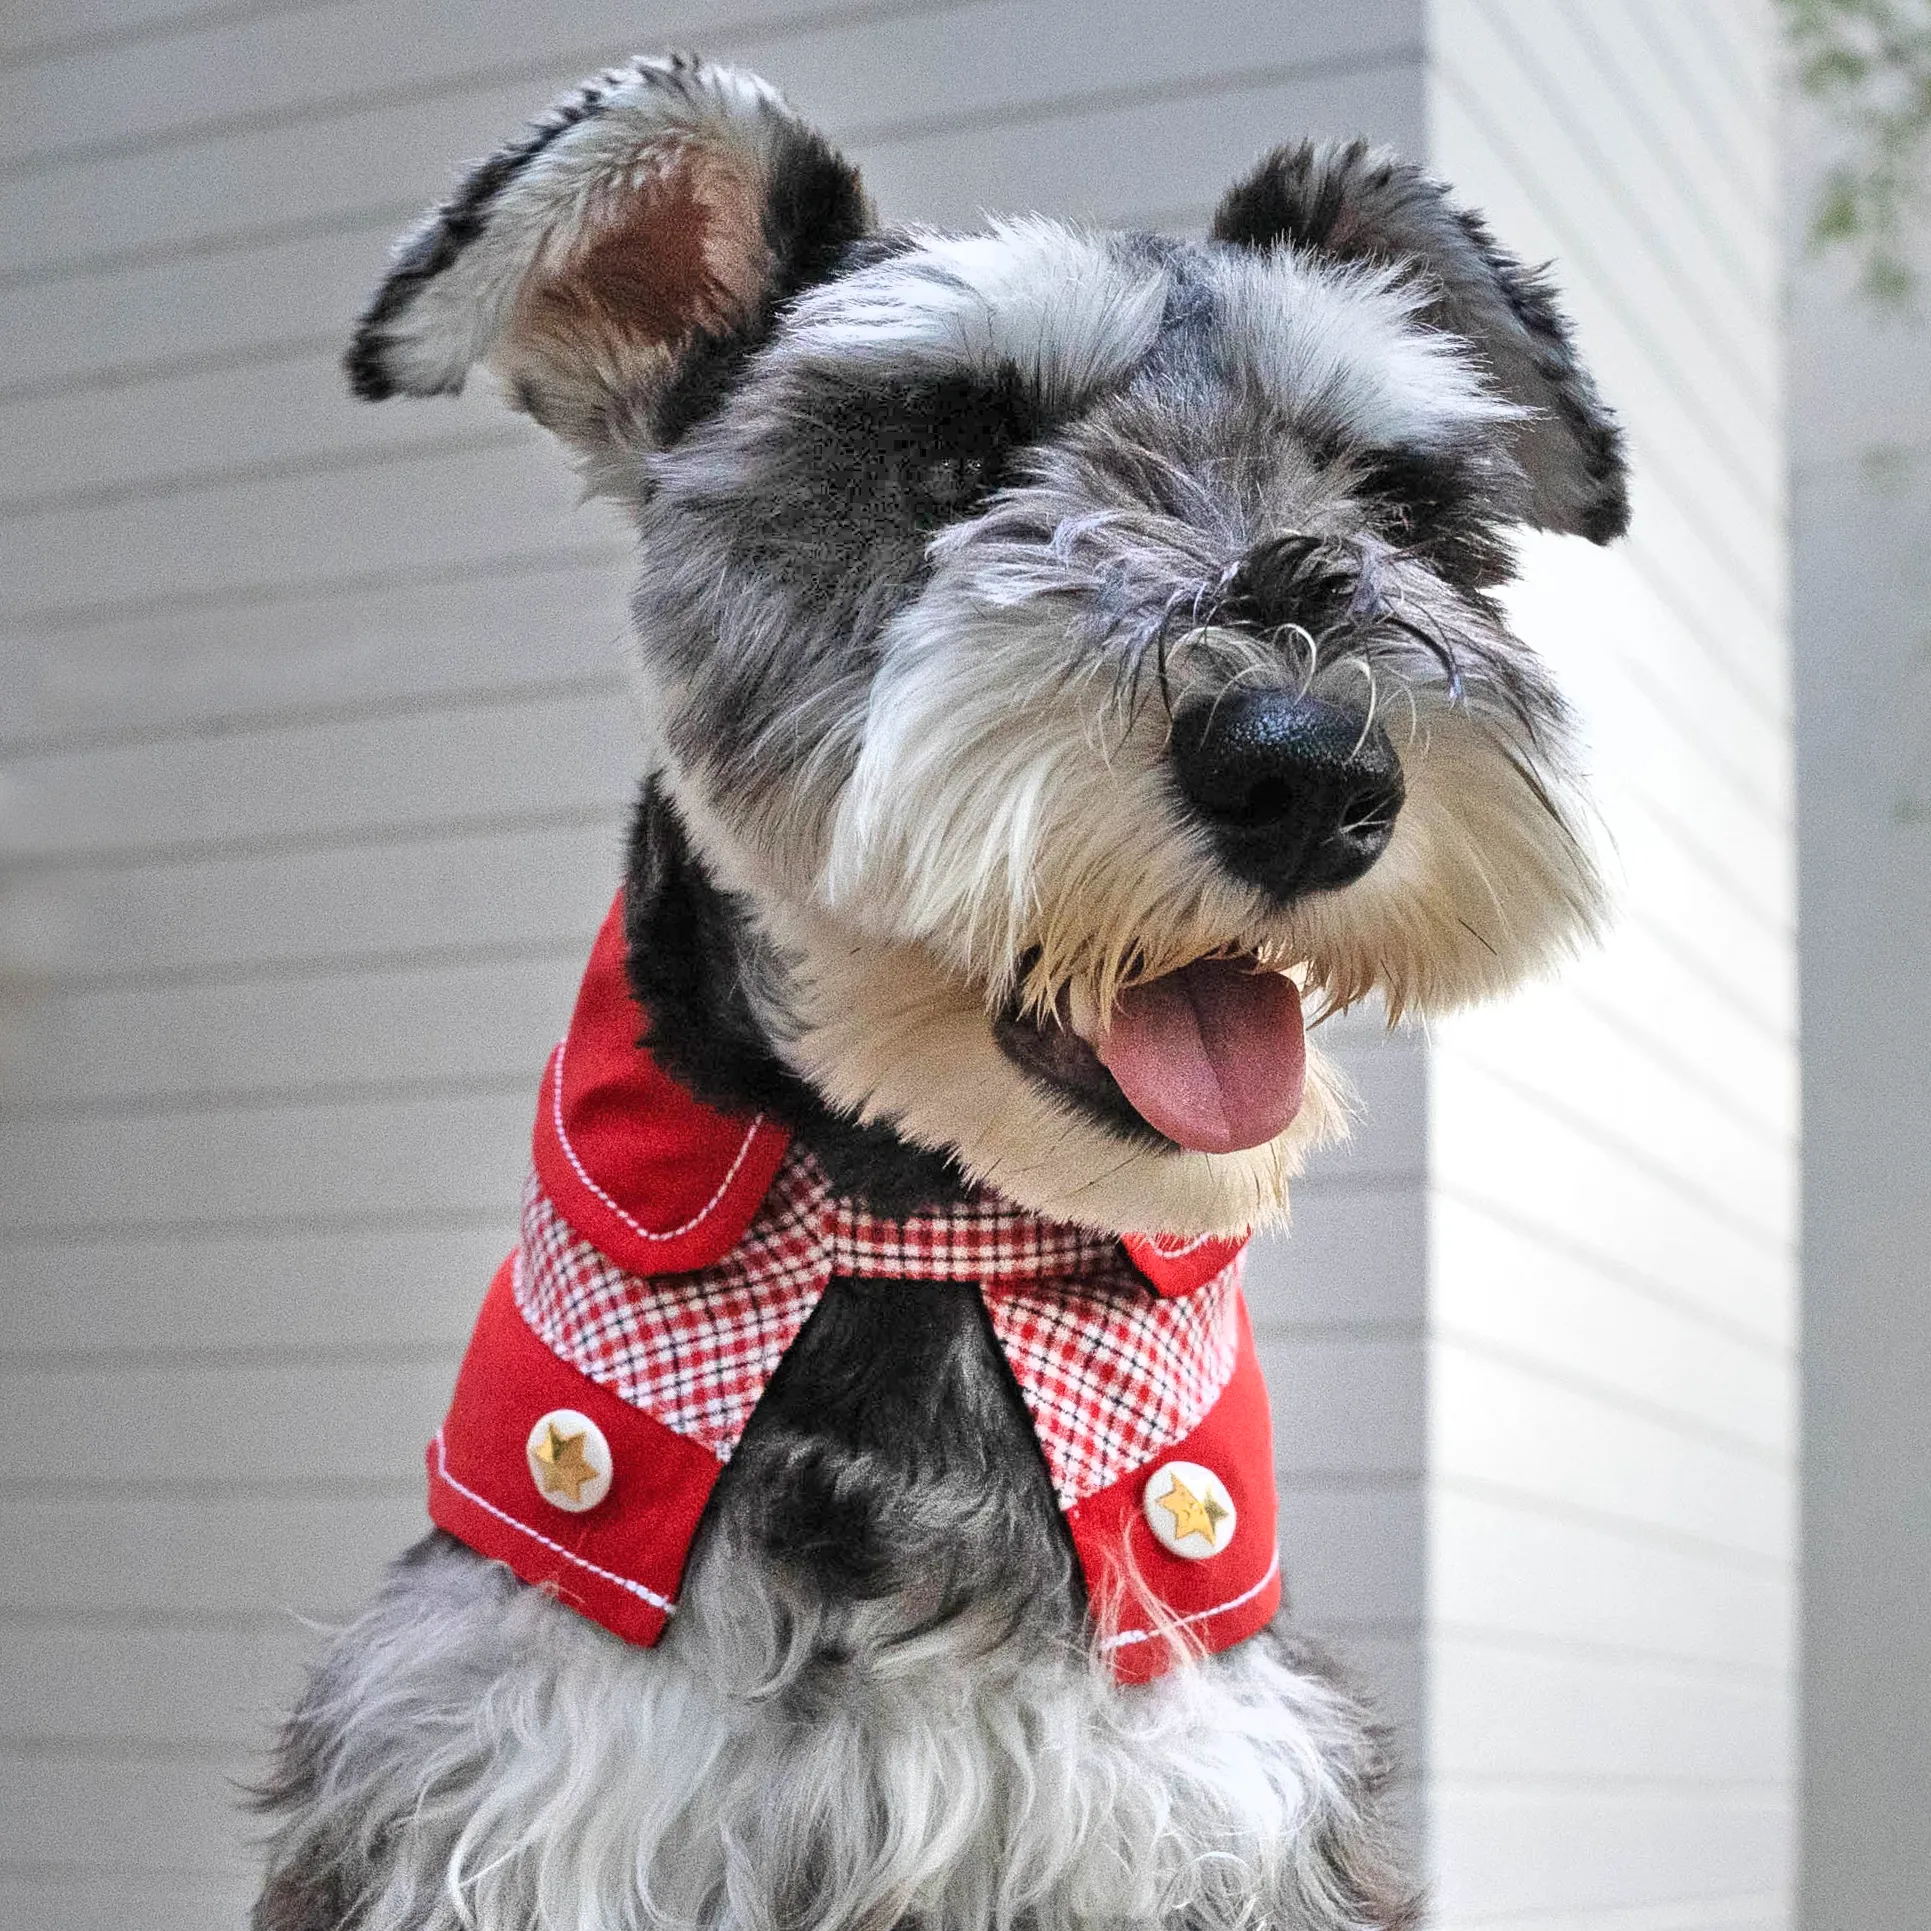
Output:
1093,958,1305,1154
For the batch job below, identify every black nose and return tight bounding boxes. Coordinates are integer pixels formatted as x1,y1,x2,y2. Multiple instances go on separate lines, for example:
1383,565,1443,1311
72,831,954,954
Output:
1170,691,1405,900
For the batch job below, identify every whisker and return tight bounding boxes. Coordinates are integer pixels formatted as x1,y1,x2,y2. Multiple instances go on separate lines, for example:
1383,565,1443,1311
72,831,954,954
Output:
1383,611,1464,704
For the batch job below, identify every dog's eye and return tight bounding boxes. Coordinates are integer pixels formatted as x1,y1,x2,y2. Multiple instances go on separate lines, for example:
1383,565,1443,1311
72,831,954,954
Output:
887,368,1041,529
915,450,994,511
1356,446,1515,591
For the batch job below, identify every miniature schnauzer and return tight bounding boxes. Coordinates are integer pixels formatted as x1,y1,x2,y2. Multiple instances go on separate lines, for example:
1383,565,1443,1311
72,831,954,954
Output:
253,54,1626,1931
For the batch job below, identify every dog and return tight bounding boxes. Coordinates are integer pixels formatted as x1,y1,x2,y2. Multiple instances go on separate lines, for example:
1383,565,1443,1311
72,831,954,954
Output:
252,54,1627,1931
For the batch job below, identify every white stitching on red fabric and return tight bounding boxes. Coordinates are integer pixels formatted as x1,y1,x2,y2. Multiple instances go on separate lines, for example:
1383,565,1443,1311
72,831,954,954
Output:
549,1038,767,1243
1099,1548,1281,1651
430,1428,678,1615
1138,1229,1221,1258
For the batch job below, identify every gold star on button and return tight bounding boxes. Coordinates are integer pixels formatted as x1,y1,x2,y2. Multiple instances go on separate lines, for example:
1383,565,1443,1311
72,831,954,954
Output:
1156,1471,1226,1545
532,1422,598,1502
524,1408,611,1513
1142,1459,1237,1559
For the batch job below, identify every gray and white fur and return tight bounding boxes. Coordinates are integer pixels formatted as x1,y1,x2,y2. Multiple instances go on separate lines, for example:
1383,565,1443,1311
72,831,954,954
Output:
256,53,1628,1931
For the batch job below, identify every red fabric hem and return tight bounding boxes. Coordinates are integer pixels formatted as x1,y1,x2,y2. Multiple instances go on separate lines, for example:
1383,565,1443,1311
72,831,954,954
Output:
1066,1292,1280,1683
1122,1229,1250,1298
429,1257,723,1648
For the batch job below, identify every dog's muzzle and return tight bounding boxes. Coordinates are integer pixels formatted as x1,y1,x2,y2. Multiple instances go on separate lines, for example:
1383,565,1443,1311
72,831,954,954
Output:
1170,689,1404,902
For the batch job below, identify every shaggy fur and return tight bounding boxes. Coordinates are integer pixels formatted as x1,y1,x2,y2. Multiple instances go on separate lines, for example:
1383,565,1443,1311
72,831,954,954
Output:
259,1535,1411,1931
256,52,1627,1931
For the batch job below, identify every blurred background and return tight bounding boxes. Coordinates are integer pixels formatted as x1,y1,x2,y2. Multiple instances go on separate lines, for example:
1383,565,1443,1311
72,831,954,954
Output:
0,0,1924,1926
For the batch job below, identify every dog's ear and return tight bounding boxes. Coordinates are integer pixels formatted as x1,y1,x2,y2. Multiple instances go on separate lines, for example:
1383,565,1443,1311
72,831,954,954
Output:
1212,138,1629,544
347,56,870,494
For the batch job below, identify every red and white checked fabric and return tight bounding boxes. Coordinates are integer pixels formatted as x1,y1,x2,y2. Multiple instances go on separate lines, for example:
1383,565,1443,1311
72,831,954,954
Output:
515,1161,827,1457
515,1144,1241,1492
985,1270,1239,1508
829,1185,1125,1283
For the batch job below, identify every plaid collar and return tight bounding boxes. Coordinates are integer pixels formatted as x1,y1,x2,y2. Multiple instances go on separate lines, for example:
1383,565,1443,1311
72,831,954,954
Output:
516,1142,1246,1504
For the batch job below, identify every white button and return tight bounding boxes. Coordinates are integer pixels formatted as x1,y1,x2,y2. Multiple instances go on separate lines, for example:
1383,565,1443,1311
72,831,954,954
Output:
1143,1460,1236,1559
526,1409,612,1513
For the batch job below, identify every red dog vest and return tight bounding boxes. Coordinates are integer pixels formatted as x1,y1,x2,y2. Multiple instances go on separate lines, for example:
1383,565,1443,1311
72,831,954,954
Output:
429,898,1281,1683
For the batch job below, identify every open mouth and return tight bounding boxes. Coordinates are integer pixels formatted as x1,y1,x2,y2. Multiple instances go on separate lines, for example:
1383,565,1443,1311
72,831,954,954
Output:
992,954,1307,1155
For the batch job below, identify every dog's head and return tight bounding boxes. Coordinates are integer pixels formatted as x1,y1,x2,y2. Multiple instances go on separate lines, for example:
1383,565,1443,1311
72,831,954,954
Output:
351,56,1627,1236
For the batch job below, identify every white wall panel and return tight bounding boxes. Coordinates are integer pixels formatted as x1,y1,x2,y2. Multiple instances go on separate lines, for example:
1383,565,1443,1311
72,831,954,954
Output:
1,1748,266,1879
1,1621,320,1746
0,559,633,750
1428,1791,1793,1925
0,225,391,394
0,0,274,59
4,1220,511,1354
1432,1198,1794,1455
1430,1638,1794,1784
1425,7,1795,1928
14,950,579,1106
0,1491,431,1617
0,1870,256,1931
44,817,626,979
1246,1179,1426,1328
0,345,520,511
1433,1489,1795,1675
0,439,608,622
9,688,634,858
0,1088,534,1232
1433,1056,1794,1344
0,0,1421,173
0,1357,458,1486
